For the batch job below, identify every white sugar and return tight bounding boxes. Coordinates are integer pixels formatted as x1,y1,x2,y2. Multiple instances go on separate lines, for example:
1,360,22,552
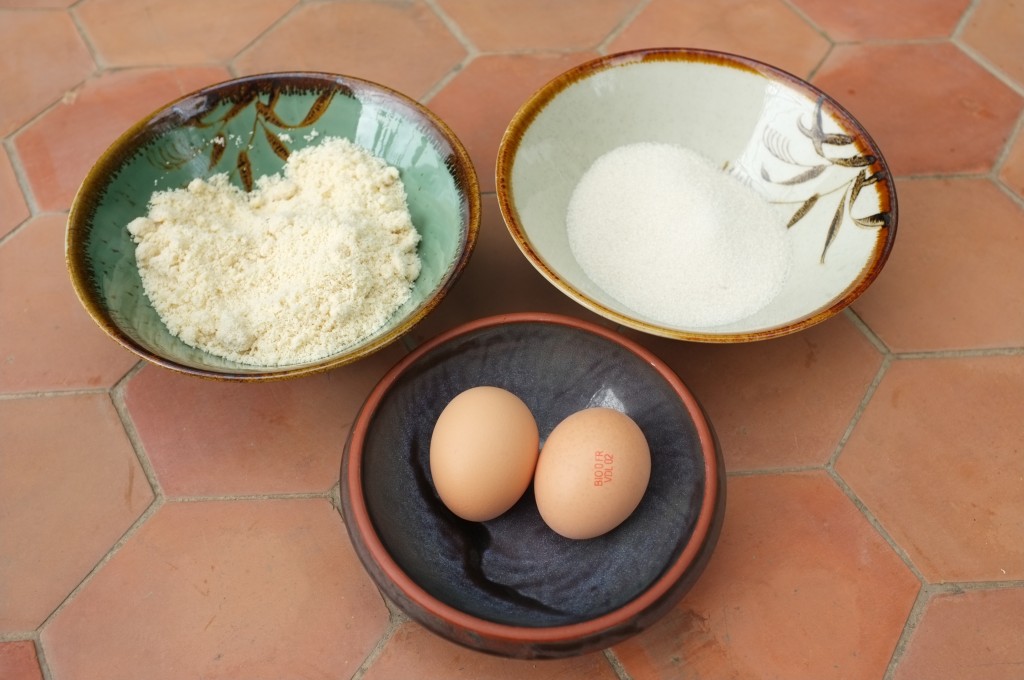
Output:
566,142,791,328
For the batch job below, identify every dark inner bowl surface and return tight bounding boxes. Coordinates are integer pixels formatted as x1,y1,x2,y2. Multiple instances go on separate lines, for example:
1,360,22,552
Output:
358,320,708,627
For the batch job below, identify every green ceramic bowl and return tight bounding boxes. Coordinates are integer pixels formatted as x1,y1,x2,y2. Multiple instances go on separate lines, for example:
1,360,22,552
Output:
68,72,480,380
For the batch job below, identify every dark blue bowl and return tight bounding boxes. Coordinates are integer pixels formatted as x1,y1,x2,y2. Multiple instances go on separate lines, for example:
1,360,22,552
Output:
341,313,724,658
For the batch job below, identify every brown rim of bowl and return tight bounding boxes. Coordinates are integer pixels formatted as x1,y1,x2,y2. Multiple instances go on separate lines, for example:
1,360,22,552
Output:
344,311,720,644
66,71,480,381
495,47,898,344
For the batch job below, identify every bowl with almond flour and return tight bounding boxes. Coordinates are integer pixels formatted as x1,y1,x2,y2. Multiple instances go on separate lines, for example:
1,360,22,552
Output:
496,48,897,342
68,72,480,379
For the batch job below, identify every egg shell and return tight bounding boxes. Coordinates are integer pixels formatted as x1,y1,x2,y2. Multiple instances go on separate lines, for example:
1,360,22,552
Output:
534,407,651,540
429,386,540,522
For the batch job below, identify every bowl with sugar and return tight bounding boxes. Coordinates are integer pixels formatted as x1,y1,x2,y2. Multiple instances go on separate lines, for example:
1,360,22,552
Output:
496,48,897,342
68,72,480,380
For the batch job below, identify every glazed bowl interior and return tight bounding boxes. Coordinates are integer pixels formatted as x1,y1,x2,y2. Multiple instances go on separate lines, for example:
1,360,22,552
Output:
497,49,897,342
342,313,723,658
68,72,479,379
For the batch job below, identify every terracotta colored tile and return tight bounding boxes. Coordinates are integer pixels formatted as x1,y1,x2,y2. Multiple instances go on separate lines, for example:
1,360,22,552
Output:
813,43,1023,176
0,641,43,680
0,9,94,137
893,588,1024,680
614,472,919,680
0,146,29,239
13,66,230,212
853,178,1024,352
1000,128,1024,200
427,52,595,194
961,0,1024,89
123,343,406,497
42,499,389,680
435,0,636,52
0,214,138,393
233,1,465,101
608,0,829,79
625,315,881,471
0,393,153,631
788,0,971,40
365,622,620,680
837,355,1024,583
406,194,611,346
75,0,296,67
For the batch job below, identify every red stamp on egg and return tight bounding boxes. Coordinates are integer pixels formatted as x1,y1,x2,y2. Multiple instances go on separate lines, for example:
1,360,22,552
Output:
593,450,613,486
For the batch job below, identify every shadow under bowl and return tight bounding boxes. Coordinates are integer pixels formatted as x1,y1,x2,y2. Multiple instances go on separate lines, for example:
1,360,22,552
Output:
496,48,897,342
341,312,725,658
68,71,479,380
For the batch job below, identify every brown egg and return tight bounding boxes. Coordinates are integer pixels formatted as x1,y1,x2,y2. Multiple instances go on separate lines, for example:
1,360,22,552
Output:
534,407,651,539
429,386,540,522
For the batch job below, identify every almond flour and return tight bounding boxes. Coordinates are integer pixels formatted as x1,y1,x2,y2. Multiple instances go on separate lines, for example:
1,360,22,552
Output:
127,137,421,366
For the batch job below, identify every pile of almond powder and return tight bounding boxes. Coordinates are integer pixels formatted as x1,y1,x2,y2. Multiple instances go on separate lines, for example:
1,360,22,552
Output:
127,137,422,366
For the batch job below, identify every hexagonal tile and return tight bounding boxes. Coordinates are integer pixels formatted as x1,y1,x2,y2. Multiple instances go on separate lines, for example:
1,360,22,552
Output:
0,393,153,631
607,0,830,79
41,499,389,680
435,0,636,52
960,0,1024,89
812,43,1023,176
837,355,1024,583
13,65,230,212
613,472,919,680
123,343,406,497
427,51,596,194
852,178,1024,352
0,214,138,393
626,315,882,472
364,622,620,680
0,146,28,239
999,125,1024,201
74,0,296,67
0,9,94,137
788,0,971,40
0,641,43,680
892,587,1024,680
233,1,465,101
405,194,611,346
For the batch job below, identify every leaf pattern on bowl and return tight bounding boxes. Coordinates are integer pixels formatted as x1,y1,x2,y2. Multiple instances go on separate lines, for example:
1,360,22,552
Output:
149,85,340,191
761,97,892,263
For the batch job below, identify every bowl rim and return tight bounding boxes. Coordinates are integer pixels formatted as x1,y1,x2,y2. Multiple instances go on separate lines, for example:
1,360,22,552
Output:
66,70,481,381
342,311,721,645
495,47,898,343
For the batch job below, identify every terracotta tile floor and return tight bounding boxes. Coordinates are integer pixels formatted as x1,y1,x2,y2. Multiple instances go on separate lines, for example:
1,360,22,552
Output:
1,1,1021,678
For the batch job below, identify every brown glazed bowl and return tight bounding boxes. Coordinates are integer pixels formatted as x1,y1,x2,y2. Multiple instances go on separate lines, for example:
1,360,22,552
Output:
67,72,479,380
341,313,725,658
496,48,897,342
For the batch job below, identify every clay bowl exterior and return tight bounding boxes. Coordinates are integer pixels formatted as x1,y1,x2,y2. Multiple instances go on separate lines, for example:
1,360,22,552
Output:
496,48,897,343
341,313,725,658
68,72,479,380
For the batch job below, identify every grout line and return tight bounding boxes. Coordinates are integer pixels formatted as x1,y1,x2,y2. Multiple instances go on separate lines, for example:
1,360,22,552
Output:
418,0,479,106
67,2,106,71
843,307,891,355
881,583,930,680
1,136,42,228
825,352,891,470
419,55,472,106
827,467,927,584
951,34,1024,98
110,364,165,499
726,463,824,477
779,0,833,49
347,598,408,680
596,0,653,55
892,346,1024,360
805,41,835,82
951,0,981,39
35,494,166,633
0,385,110,401
34,635,55,680
227,0,307,77
603,647,635,680
166,491,335,503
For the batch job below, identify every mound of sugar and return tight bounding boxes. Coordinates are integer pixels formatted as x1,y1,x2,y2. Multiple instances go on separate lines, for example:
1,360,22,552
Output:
127,137,421,366
567,142,792,328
